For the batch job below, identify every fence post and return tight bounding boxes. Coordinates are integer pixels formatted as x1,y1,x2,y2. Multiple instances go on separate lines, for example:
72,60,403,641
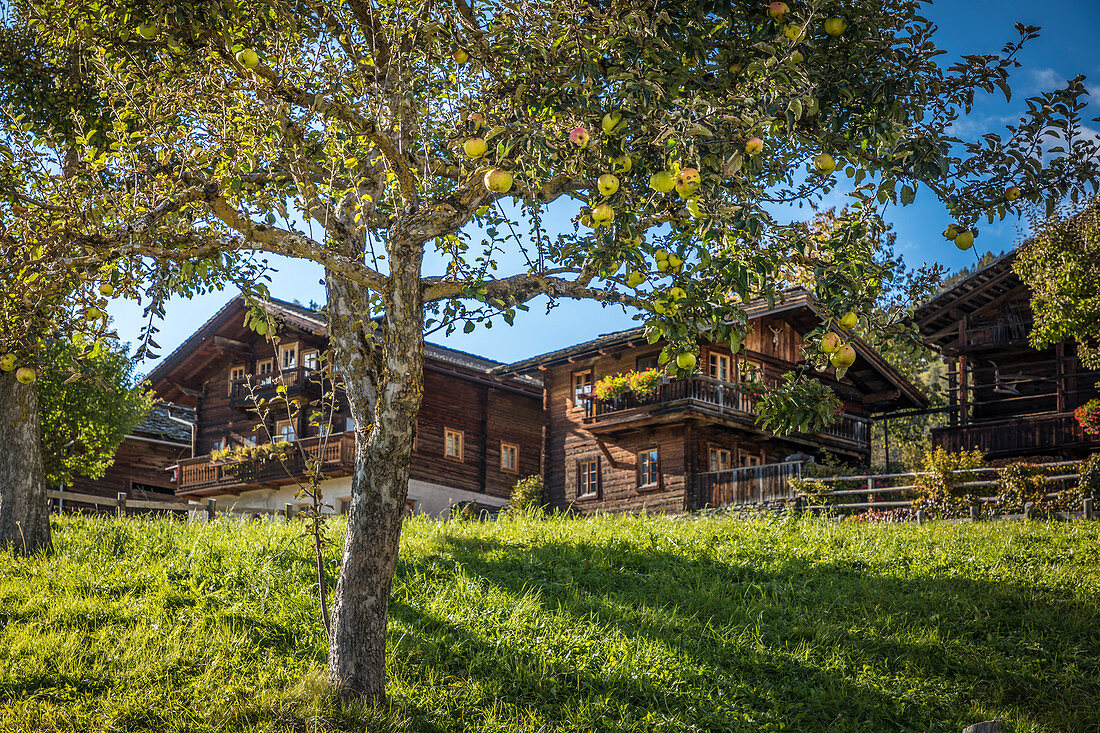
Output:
916,509,926,525
116,492,127,519
1083,497,1094,520
866,476,874,504
969,504,980,522
283,503,296,520
1023,501,1035,521
206,498,216,522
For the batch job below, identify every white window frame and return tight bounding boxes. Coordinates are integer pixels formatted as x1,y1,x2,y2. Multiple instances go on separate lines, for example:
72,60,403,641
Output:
500,442,518,473
572,369,593,408
708,353,731,382
279,342,298,370
444,428,464,460
276,419,297,443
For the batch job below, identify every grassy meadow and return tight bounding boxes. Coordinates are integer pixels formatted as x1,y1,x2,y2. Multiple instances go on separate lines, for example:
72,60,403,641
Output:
1,513,1099,732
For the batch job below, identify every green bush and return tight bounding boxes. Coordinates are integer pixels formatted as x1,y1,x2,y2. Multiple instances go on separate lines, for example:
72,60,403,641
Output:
507,474,544,515
913,447,986,518
1079,453,1100,497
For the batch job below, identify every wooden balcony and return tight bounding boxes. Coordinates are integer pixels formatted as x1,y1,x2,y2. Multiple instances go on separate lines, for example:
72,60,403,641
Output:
932,412,1097,458
695,460,804,510
583,375,870,451
228,366,328,411
176,433,356,496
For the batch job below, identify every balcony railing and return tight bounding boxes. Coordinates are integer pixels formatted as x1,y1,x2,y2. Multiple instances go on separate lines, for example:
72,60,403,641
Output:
933,413,1095,457
695,460,805,509
176,433,355,494
584,375,870,447
229,366,329,408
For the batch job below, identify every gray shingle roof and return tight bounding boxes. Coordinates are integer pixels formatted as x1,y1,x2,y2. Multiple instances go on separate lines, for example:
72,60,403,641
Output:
134,403,194,443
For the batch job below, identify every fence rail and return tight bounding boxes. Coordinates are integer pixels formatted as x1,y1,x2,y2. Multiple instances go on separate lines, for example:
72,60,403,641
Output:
47,489,306,520
696,460,805,509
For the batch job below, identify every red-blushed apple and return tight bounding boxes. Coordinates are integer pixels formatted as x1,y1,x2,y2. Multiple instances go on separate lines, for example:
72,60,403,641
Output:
675,168,701,197
463,137,487,158
15,366,36,385
745,137,764,155
649,170,676,193
954,230,975,250
676,352,697,371
569,126,590,148
1005,185,1022,201
820,332,841,354
767,2,790,21
824,18,847,36
467,112,485,130
813,153,836,175
601,111,625,134
452,49,469,64
830,344,856,369
591,203,615,226
839,311,858,330
236,48,259,69
483,169,514,194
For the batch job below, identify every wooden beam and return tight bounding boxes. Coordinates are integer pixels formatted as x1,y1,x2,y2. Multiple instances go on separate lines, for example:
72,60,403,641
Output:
918,267,1017,326
214,335,251,350
861,390,901,405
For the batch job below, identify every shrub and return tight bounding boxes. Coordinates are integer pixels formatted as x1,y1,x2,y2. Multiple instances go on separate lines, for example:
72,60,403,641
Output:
996,462,1049,514
1079,453,1100,497
508,475,544,515
913,447,986,518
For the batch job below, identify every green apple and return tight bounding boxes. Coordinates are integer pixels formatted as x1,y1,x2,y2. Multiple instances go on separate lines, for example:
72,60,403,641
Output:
783,24,805,42
463,137,488,158
136,22,159,40
669,287,686,300
745,137,764,155
820,332,841,354
954,230,975,250
99,283,115,297
0,353,16,371
790,50,804,64
830,344,856,369
452,49,469,64
467,112,486,130
626,271,645,288
598,173,620,197
591,203,615,227
942,224,959,240
813,153,836,175
1005,185,1022,201
839,311,858,330
676,352,697,371
824,18,847,36
601,111,625,134
667,254,683,271
15,366,36,384
610,154,633,173
655,248,669,261
649,170,676,193
236,48,259,69
483,169,514,193
685,198,702,218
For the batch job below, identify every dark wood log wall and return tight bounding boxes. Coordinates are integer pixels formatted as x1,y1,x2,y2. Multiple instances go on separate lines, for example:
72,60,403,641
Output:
64,438,189,513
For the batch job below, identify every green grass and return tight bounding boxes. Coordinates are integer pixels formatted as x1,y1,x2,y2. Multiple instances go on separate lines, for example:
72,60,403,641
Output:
2,514,1099,733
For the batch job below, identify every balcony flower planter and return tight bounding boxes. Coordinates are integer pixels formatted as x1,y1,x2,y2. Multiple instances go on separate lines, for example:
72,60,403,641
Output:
1076,399,1100,436
594,369,664,402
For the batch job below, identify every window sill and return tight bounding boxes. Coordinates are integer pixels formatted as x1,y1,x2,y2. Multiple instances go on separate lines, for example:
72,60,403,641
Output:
636,483,663,493
576,492,600,501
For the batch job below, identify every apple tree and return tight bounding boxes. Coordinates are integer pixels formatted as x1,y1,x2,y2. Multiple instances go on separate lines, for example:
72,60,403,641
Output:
7,0,1100,699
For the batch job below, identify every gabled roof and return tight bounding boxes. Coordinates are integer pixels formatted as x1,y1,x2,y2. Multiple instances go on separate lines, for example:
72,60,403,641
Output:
144,295,540,402
912,250,1025,350
493,289,927,412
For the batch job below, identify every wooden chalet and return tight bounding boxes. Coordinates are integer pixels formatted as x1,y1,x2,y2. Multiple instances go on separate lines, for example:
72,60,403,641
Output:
495,291,927,514
146,297,543,516
63,403,194,513
914,250,1100,460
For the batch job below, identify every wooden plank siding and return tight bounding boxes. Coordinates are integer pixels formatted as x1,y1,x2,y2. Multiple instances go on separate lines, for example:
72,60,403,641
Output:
61,437,190,513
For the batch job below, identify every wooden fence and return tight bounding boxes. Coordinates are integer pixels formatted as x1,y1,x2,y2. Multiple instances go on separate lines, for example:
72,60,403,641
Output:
797,460,1095,520
46,489,306,520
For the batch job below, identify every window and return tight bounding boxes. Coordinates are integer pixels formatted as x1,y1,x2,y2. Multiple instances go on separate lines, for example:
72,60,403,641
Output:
572,370,593,408
708,353,731,382
301,349,320,371
577,459,599,498
444,428,464,460
708,446,732,472
636,354,660,372
228,365,246,395
345,417,357,433
740,451,763,468
211,437,226,453
316,422,332,437
638,448,660,488
279,342,298,370
500,442,518,473
242,434,257,448
276,419,297,443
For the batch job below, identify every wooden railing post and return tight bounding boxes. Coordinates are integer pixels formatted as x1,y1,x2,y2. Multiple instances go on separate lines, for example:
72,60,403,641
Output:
116,492,127,519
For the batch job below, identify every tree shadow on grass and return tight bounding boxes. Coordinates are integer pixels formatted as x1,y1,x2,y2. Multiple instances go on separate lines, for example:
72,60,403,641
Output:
385,532,1100,733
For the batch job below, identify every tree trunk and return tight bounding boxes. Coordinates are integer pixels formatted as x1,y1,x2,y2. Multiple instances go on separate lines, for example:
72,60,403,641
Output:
0,372,51,554
325,231,425,702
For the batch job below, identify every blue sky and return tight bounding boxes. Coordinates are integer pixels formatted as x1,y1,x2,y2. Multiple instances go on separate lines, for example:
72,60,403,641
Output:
106,0,1100,371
